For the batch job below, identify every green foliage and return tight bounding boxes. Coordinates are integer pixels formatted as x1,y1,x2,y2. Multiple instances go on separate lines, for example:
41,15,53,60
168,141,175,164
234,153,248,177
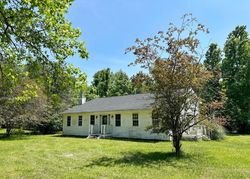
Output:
0,0,88,135
202,43,222,103
0,70,42,136
85,85,100,101
222,26,250,133
201,43,227,134
0,0,88,61
204,119,226,140
131,71,152,94
92,68,111,97
32,108,63,134
107,70,133,96
87,69,133,100
210,125,226,140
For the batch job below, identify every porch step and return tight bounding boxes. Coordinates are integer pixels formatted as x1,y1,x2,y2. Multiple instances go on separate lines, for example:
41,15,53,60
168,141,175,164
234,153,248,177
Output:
87,134,99,139
97,134,112,139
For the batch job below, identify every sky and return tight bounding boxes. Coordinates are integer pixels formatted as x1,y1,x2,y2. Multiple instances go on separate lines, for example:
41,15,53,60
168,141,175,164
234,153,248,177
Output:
66,0,250,83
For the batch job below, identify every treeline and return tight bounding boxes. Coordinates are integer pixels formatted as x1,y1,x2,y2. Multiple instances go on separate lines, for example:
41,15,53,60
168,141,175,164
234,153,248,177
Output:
0,62,87,135
0,0,249,136
202,26,250,134
85,26,250,134
84,69,152,100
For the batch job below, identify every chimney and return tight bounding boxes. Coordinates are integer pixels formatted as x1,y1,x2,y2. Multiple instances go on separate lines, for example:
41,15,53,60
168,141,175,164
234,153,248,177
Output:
81,97,86,104
80,92,86,105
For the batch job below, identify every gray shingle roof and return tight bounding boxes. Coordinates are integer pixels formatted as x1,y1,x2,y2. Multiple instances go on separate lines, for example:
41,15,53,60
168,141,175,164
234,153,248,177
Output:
62,93,154,114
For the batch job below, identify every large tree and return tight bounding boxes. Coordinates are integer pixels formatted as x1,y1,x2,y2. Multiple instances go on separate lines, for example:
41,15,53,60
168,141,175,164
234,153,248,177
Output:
26,62,88,134
0,0,87,61
222,26,250,133
0,0,88,135
88,69,133,98
203,43,222,103
131,71,152,94
0,75,41,136
126,14,210,155
108,70,133,96
85,85,99,101
202,43,227,137
92,68,111,97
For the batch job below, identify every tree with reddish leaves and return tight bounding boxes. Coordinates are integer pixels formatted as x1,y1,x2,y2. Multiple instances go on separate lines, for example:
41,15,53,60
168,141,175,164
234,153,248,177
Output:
126,14,211,155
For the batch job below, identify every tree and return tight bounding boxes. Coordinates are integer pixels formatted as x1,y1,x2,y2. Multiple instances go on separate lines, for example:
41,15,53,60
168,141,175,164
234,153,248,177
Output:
131,71,152,94
92,68,111,97
126,14,210,155
222,26,250,133
203,44,225,119
0,75,41,136
0,0,88,135
203,43,222,103
202,43,227,138
85,85,100,101
107,70,133,96
27,63,88,134
86,69,133,99
0,0,87,61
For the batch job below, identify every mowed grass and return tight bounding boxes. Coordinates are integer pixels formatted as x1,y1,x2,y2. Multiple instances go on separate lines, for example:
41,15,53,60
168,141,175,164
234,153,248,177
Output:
0,129,250,179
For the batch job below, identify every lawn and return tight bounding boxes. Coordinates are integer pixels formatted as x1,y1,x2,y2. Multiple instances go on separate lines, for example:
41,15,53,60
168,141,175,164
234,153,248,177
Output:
0,129,250,179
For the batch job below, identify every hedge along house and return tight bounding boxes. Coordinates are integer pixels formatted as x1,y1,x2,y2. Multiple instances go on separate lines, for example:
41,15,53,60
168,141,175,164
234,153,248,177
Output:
62,93,205,140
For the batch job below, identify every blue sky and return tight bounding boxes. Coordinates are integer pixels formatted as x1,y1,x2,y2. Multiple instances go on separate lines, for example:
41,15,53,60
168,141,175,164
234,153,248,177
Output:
66,0,250,83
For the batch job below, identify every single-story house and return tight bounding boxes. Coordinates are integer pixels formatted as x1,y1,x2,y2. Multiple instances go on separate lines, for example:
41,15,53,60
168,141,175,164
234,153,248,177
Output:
62,93,205,140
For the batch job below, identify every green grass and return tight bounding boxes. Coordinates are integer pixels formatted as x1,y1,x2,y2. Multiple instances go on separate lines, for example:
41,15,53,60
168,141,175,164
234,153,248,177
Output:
0,129,250,179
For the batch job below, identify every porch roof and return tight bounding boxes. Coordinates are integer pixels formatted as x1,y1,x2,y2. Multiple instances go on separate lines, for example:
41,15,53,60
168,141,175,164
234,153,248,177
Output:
62,93,154,114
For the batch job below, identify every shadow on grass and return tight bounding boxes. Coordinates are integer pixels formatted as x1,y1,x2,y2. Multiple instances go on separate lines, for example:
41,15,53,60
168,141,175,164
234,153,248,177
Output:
84,151,195,168
51,134,87,138
107,137,165,143
0,130,32,141
0,134,31,141
52,134,165,143
0,131,70,141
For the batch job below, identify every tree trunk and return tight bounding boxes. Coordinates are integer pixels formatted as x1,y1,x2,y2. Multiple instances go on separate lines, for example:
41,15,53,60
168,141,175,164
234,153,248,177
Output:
172,133,182,156
6,127,11,137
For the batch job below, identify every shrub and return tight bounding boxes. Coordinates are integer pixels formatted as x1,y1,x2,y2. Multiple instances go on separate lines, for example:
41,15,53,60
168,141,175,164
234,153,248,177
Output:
25,112,63,134
210,125,226,140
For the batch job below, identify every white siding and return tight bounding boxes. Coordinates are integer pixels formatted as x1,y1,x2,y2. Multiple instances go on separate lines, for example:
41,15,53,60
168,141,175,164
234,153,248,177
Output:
110,110,169,140
63,114,89,136
63,109,170,140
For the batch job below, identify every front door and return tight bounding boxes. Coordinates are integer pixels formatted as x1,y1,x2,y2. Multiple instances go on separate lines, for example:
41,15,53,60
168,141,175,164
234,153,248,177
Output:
102,115,108,125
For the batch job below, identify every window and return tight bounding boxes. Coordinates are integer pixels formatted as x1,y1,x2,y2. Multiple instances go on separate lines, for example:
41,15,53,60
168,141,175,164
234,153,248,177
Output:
78,116,83,126
152,118,159,127
132,113,139,126
90,115,95,125
115,114,121,127
67,116,71,126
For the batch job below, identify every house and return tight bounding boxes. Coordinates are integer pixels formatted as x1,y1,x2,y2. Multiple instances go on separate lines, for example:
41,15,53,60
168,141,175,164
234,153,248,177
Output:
62,93,205,140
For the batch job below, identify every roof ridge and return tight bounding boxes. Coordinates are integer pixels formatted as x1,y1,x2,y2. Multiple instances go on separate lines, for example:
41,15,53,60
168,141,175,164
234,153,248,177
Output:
91,93,151,100
62,93,154,114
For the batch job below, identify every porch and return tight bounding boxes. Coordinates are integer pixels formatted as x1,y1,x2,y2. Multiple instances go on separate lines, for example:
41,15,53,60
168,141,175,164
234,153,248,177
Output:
88,124,112,138
87,114,113,139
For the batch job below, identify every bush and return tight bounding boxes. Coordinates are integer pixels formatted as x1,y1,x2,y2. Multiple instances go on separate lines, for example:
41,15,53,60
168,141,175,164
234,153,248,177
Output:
25,112,63,134
210,125,226,140
33,118,62,134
